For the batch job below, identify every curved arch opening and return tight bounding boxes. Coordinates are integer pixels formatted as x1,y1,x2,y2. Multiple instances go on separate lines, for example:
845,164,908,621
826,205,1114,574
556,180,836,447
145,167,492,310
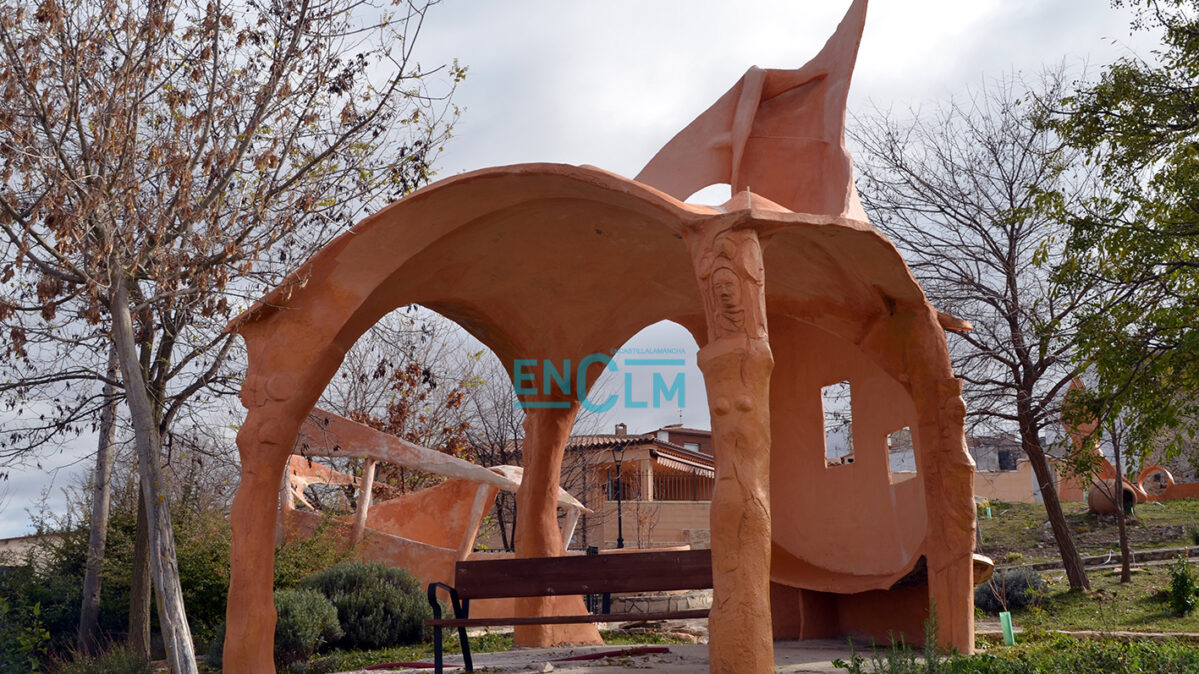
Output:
684,183,733,205
571,319,711,550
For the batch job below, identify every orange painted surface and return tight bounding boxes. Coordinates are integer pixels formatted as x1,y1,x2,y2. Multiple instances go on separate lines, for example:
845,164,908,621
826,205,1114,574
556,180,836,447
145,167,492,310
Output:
1138,465,1199,502
1061,380,1150,512
279,411,594,624
366,480,496,550
284,509,457,587
1058,472,1087,502
223,1,976,670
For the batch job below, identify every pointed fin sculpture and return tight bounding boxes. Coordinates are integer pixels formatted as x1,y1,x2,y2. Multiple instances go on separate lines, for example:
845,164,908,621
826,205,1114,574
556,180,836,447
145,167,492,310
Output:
637,0,868,219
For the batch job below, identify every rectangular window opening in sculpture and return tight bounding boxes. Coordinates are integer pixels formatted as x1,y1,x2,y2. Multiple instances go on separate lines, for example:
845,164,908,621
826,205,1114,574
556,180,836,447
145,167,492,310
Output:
887,426,917,483
822,380,853,467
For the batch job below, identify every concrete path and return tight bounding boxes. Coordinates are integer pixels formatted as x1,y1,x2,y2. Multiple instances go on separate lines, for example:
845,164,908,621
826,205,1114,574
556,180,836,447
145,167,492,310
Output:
339,639,859,673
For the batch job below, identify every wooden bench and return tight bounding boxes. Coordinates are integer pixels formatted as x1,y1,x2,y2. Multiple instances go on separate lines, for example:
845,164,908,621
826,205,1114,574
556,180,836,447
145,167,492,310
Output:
426,549,712,673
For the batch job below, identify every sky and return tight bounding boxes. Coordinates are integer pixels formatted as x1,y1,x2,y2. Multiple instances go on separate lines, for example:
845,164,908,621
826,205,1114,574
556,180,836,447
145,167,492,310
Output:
411,0,1155,438
0,0,1160,537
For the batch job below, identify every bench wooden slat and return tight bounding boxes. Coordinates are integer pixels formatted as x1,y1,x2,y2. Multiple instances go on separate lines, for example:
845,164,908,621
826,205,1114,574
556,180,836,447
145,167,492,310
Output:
429,608,710,628
453,549,712,599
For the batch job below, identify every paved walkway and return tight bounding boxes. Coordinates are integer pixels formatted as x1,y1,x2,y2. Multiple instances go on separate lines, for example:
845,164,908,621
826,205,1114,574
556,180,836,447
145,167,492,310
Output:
339,640,859,673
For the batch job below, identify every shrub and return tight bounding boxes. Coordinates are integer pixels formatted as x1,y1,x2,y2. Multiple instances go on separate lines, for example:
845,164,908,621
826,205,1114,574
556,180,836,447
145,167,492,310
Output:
0,595,51,674
974,567,1045,614
274,514,352,589
51,643,153,674
171,507,234,644
273,588,343,668
0,491,234,663
1168,555,1198,616
203,624,226,670
299,561,430,650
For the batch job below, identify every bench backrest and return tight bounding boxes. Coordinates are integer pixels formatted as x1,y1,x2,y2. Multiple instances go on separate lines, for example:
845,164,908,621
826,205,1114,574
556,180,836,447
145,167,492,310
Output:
453,549,712,599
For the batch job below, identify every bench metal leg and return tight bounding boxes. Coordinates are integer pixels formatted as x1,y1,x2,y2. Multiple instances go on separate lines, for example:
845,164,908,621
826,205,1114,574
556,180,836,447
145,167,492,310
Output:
433,624,444,673
429,583,472,673
458,598,472,672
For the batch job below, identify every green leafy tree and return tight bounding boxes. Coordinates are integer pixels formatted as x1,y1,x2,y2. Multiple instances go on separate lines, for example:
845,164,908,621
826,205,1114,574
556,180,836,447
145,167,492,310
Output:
1048,0,1199,462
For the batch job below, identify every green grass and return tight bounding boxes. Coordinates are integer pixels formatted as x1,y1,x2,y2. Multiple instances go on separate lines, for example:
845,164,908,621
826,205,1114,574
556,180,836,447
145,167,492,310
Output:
283,628,693,673
841,624,1199,672
965,631,1199,673
972,633,1199,673
976,498,1199,564
985,562,1199,634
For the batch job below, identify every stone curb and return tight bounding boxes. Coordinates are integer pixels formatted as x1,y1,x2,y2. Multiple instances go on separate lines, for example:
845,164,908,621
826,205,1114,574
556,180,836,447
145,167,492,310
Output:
997,546,1196,573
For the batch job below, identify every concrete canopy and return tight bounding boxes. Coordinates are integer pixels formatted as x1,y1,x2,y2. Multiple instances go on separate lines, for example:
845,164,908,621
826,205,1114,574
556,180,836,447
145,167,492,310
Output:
223,2,976,671
224,162,974,667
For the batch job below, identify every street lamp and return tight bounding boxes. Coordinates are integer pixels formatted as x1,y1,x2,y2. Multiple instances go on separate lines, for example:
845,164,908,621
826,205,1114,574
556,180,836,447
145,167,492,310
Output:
611,443,626,549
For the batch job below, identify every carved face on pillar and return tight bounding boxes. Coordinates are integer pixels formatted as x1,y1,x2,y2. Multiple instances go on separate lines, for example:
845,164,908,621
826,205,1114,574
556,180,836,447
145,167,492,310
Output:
697,230,767,341
711,266,747,336
713,267,742,310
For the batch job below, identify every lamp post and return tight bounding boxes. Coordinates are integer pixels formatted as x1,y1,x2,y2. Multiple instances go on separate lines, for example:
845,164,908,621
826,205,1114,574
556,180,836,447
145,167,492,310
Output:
611,443,626,549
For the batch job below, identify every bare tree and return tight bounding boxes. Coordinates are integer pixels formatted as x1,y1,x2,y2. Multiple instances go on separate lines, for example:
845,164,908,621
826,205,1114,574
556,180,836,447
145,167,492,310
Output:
76,348,119,656
851,72,1106,590
465,355,526,550
320,310,484,498
321,310,452,422
0,0,459,668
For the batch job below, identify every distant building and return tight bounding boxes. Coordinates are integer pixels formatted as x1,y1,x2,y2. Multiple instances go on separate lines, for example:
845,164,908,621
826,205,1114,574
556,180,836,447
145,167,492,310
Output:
563,423,714,550
481,422,1088,553
0,532,65,567
888,431,1083,504
967,435,1022,472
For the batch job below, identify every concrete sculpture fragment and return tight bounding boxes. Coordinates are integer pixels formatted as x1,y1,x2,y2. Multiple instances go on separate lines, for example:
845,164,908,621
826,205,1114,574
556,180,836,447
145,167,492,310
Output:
278,409,593,622
223,1,978,671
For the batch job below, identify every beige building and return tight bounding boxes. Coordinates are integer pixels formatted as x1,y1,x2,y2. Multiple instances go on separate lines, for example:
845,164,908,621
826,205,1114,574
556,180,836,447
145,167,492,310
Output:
562,423,715,550
888,431,1085,504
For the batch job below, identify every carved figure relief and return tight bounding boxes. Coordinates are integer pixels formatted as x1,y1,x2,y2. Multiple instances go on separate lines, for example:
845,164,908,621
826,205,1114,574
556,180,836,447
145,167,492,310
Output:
696,229,767,341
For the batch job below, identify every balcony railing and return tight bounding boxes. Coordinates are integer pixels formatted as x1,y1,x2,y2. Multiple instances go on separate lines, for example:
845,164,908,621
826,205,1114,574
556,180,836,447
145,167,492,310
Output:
603,469,713,502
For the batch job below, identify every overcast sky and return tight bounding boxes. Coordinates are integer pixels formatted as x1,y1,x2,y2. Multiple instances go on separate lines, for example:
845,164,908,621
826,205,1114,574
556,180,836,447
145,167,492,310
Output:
417,0,1150,179
412,0,1155,438
0,0,1159,537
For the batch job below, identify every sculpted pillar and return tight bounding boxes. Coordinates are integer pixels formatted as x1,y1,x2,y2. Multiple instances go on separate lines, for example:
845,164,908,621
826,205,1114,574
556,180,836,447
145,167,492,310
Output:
225,370,304,673
513,403,602,647
922,377,976,651
687,222,774,673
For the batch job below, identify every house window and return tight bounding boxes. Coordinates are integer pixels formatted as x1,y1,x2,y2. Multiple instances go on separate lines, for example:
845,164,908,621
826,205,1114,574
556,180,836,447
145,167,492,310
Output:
822,381,853,466
997,448,1018,471
684,442,700,452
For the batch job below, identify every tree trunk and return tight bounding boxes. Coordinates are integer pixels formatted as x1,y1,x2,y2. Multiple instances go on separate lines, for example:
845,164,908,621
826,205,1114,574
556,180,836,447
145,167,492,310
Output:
1023,433,1091,590
508,494,517,552
1112,431,1132,583
496,493,511,551
110,276,198,674
129,488,152,658
77,348,120,656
